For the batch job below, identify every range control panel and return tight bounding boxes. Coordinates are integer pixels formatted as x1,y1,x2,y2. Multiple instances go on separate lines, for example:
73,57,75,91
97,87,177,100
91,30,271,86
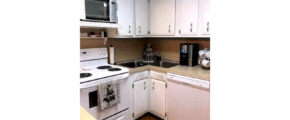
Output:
80,48,108,61
167,73,210,88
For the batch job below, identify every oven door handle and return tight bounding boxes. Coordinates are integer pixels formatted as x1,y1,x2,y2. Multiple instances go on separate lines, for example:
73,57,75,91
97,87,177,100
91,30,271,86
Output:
113,115,125,120
80,75,129,89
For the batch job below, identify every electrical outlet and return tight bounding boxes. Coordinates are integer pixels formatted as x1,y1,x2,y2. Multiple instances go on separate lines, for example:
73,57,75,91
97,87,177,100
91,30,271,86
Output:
119,48,123,53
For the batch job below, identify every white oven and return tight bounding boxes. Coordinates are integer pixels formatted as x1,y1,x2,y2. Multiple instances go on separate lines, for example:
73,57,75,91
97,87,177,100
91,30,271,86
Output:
80,48,131,120
80,73,130,120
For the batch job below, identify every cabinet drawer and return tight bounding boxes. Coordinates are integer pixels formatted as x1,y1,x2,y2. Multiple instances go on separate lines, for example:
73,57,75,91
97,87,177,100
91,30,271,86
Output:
134,71,149,81
150,71,166,81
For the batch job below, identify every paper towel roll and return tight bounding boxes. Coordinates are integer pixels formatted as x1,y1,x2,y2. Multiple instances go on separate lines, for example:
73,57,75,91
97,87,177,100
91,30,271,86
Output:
109,45,114,64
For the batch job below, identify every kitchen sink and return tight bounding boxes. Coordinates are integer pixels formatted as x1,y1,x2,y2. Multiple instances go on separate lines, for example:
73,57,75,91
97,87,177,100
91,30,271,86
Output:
119,61,178,68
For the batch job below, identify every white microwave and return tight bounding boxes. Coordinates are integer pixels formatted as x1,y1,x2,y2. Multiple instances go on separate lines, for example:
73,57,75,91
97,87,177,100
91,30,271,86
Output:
82,0,117,23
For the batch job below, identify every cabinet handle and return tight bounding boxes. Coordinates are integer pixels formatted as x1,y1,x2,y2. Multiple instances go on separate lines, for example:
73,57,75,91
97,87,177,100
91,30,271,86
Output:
152,86,154,90
190,23,193,32
144,82,146,89
168,25,171,33
129,25,131,33
139,26,141,33
207,22,209,32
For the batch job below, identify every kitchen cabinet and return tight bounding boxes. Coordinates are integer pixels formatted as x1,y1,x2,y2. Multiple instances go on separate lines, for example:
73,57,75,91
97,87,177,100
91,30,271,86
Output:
149,79,166,118
199,0,210,36
176,0,199,36
149,0,175,36
117,0,135,36
135,0,149,36
133,78,149,118
209,85,211,120
80,0,86,19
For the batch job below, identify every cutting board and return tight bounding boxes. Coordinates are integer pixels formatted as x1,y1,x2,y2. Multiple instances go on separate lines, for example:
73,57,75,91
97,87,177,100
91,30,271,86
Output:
79,105,97,120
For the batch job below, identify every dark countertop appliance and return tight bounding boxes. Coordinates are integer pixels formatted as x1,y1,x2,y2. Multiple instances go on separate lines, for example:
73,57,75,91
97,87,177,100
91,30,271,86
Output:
180,43,199,67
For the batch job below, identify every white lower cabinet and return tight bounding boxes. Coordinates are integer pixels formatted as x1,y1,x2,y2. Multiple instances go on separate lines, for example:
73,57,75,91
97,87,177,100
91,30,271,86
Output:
131,71,167,119
149,78,166,118
133,78,149,118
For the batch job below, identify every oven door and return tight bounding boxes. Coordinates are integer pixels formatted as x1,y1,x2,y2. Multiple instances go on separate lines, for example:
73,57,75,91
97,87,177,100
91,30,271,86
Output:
80,75,130,120
85,0,110,21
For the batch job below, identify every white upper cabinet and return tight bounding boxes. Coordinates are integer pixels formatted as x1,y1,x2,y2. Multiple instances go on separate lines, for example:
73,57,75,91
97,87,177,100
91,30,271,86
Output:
80,0,86,19
117,0,135,36
150,79,166,118
149,0,175,36
199,0,210,35
176,0,199,36
135,0,149,36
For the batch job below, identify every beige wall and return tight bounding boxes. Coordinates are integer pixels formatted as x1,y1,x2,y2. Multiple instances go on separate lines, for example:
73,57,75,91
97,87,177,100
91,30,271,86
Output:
147,38,210,61
80,37,210,63
80,38,147,62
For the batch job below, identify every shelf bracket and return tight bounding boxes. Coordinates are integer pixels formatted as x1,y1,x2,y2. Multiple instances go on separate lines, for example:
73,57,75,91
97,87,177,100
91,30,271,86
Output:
104,38,108,45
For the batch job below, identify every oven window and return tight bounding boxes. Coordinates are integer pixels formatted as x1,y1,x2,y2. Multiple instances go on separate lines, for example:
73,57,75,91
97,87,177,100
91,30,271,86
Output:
85,0,109,20
89,90,98,108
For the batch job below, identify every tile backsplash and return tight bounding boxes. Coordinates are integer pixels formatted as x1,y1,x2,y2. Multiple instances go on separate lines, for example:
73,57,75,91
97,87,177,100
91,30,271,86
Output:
147,38,210,61
80,38,147,62
80,37,210,63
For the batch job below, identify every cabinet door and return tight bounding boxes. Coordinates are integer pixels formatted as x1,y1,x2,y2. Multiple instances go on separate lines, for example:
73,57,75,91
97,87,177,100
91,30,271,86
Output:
149,0,175,36
117,0,135,36
199,0,210,35
167,81,210,120
150,79,166,118
135,0,149,36
133,79,149,117
80,0,86,19
176,0,199,35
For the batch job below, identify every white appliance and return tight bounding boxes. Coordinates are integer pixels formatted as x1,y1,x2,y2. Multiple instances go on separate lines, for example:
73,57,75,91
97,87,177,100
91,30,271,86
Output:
80,48,130,120
167,73,210,120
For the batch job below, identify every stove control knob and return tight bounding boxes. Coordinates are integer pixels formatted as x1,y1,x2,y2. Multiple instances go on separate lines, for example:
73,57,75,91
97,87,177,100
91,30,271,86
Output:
102,50,106,54
98,51,101,55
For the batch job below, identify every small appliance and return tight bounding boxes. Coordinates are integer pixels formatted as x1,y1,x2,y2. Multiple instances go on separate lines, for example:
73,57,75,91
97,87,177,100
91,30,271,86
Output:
82,0,117,23
179,43,199,66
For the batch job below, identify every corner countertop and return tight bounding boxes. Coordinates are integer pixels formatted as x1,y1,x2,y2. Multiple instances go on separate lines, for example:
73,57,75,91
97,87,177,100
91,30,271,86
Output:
117,62,210,81
80,106,97,120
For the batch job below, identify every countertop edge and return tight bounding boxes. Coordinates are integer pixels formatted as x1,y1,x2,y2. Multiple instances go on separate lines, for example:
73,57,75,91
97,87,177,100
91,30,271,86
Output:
117,65,210,81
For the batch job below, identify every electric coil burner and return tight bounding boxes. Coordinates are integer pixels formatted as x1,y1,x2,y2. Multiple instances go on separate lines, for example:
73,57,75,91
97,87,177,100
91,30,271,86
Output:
80,73,92,78
108,68,121,71
97,66,112,69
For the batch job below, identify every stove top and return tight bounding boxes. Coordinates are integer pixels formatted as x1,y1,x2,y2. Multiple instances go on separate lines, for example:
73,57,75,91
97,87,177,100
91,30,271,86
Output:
80,48,129,83
80,64,129,83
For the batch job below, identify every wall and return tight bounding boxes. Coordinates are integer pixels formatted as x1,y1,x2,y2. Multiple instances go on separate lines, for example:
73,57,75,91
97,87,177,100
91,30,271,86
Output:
147,38,210,61
80,38,147,62
80,37,210,63
81,28,148,62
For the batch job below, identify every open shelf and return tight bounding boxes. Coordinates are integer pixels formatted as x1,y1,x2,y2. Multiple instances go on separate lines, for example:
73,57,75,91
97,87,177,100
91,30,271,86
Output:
80,37,108,45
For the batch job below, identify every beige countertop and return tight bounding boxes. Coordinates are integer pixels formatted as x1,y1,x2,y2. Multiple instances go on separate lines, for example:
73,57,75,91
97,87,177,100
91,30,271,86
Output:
80,106,97,120
117,63,210,81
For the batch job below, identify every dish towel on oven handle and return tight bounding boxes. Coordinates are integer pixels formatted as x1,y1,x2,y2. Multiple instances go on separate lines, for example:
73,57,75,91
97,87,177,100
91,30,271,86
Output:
97,79,120,111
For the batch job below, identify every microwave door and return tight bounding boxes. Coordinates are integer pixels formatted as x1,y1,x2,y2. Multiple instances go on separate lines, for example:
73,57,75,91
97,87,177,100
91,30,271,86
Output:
85,0,109,20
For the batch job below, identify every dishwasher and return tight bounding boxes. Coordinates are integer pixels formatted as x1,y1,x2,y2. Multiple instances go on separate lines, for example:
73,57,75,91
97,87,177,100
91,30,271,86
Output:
167,73,210,120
